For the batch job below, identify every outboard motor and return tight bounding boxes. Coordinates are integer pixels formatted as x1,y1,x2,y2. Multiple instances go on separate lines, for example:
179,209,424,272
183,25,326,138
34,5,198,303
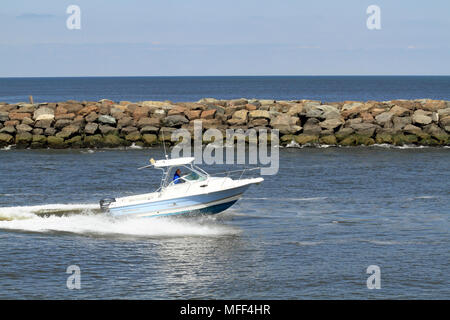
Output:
100,198,116,212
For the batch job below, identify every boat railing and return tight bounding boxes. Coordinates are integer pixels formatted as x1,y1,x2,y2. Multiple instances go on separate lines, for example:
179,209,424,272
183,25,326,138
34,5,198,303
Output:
210,167,261,187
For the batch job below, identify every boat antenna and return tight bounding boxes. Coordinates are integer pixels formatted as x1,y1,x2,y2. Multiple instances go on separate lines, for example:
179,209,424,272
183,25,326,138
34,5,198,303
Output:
161,127,169,159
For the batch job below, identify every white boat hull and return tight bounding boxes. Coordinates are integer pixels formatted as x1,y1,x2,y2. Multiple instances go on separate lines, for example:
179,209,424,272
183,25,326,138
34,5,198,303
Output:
106,178,262,218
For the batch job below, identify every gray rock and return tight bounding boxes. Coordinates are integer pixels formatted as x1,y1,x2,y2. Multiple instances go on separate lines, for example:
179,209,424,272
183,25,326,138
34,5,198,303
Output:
118,116,134,128
85,112,98,123
98,115,116,125
84,123,99,135
54,119,72,129
0,126,15,134
32,128,44,135
303,124,322,135
140,126,159,134
392,116,412,130
437,108,450,117
403,124,423,135
319,118,344,130
44,127,56,136
423,123,445,136
99,125,118,135
16,124,33,133
162,115,189,127
56,124,80,139
350,123,379,136
35,119,53,129
412,110,432,125
0,111,9,122
0,133,14,146
375,112,394,125
121,126,139,134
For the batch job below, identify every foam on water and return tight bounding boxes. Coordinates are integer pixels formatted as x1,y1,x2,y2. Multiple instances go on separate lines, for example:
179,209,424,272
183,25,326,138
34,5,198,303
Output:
0,203,237,238
1,145,14,151
126,143,143,150
371,144,429,149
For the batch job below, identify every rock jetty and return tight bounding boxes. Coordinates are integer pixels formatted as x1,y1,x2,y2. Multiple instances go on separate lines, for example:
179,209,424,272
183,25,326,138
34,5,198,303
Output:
0,98,449,148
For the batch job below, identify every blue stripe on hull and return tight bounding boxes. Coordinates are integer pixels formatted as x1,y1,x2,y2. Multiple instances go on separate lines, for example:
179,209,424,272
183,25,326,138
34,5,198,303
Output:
109,184,249,217
142,200,238,218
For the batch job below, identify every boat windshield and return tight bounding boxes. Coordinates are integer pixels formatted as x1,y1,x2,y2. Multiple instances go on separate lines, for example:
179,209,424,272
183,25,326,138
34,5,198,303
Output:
163,165,208,188
183,172,206,182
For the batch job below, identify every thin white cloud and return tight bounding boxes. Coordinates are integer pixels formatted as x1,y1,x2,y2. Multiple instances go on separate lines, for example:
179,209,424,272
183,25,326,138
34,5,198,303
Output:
16,13,56,20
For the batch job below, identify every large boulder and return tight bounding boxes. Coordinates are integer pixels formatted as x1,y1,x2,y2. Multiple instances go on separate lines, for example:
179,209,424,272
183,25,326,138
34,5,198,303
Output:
125,131,142,142
33,107,55,121
137,117,160,128
103,134,125,148
0,126,16,134
389,105,410,117
56,124,80,139
162,115,189,127
30,135,47,148
142,134,158,145
98,115,116,125
319,118,344,131
16,124,33,133
99,125,118,135
9,112,31,121
61,103,84,114
375,112,394,126
184,109,202,120
84,123,99,135
301,118,319,134
412,110,432,125
249,110,270,120
403,124,424,136
437,108,450,117
349,123,378,136
341,102,364,118
84,134,105,148
140,126,159,134
270,114,301,134
35,119,53,129
420,100,447,112
78,105,98,116
392,116,412,130
17,104,36,113
15,132,33,146
294,134,319,145
0,111,9,122
0,133,13,146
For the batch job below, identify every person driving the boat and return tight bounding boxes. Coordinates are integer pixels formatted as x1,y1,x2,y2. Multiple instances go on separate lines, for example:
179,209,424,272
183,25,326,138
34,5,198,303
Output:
173,169,183,184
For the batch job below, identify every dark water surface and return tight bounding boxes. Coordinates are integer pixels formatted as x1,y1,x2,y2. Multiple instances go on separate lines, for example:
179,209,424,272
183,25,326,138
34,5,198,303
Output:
0,147,449,299
1,76,449,103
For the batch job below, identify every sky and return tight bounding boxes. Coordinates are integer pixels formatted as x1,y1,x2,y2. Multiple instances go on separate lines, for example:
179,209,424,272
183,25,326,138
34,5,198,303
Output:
0,0,449,77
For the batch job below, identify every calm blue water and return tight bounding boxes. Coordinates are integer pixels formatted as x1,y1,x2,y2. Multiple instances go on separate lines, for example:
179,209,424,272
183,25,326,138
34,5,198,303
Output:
0,147,449,299
0,76,449,103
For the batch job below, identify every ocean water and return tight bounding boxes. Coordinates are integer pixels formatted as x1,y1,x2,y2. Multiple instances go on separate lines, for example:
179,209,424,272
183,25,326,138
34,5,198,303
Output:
0,146,449,299
0,76,450,104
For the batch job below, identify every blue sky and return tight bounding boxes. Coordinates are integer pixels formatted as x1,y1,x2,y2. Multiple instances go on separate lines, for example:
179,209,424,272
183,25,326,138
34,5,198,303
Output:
0,0,449,76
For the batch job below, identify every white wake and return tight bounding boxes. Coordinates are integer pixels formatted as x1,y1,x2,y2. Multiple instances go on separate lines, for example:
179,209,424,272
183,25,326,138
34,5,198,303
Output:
0,203,236,238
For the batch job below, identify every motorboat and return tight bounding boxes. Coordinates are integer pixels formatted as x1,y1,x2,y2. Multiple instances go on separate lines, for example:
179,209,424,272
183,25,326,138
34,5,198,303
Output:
99,157,264,218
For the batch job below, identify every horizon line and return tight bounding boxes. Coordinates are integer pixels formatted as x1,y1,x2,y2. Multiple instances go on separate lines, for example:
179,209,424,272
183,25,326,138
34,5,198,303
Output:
1,74,450,79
